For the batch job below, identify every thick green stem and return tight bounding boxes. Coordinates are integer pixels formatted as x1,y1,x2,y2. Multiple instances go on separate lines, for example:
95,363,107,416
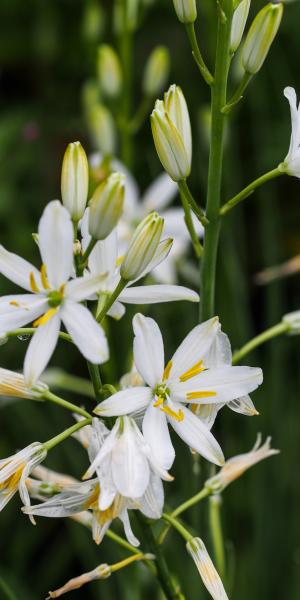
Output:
43,418,92,452
42,390,91,419
220,167,282,215
185,23,214,85
232,321,288,364
209,495,226,579
200,3,233,322
178,179,208,227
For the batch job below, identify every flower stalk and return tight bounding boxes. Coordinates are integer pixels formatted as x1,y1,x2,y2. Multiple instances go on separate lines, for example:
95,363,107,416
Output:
220,167,283,215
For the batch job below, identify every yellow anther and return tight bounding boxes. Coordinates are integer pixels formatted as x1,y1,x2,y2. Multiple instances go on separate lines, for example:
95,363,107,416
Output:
59,284,65,295
116,255,125,267
186,390,217,400
163,360,173,381
9,301,20,307
179,360,204,382
33,308,58,327
153,396,164,408
83,484,100,510
160,405,184,422
29,271,40,293
0,466,24,493
40,264,51,289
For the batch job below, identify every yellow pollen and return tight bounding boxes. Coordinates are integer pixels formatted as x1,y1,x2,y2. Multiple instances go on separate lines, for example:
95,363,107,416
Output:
179,360,205,382
40,264,51,289
33,308,58,327
0,465,24,493
160,405,184,422
153,396,164,408
59,284,65,295
83,484,100,510
116,255,124,267
186,390,217,400
163,360,173,381
29,271,40,293
9,301,20,307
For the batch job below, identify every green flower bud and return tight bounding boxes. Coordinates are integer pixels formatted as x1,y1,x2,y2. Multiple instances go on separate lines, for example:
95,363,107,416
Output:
230,0,251,54
242,3,284,75
88,104,116,156
88,173,125,240
120,212,164,281
143,46,170,97
173,0,197,24
97,45,122,98
61,142,89,220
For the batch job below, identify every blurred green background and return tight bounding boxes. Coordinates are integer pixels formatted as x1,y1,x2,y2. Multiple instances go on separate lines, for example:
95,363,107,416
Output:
1,0,300,598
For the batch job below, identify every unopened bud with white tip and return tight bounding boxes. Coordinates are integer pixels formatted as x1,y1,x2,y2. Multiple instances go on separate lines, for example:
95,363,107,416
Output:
120,212,164,281
88,172,125,240
173,0,197,24
97,45,122,98
61,142,89,220
230,0,251,54
143,46,170,97
242,3,284,75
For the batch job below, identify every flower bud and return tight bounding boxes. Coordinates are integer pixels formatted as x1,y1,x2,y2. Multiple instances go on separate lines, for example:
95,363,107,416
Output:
61,142,89,220
120,212,164,281
97,45,122,98
282,310,300,334
151,84,192,181
242,3,284,75
230,0,251,53
173,0,197,24
186,537,229,600
88,172,125,240
88,104,116,156
143,46,170,97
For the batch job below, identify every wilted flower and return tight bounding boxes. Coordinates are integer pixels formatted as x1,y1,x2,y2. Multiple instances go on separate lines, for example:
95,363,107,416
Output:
0,368,48,400
187,537,229,600
61,142,89,221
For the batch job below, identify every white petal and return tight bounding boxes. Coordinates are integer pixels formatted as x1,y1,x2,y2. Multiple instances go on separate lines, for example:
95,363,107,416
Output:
112,422,150,498
133,313,164,387
88,230,118,277
136,238,173,280
0,245,41,292
193,403,223,430
61,301,108,364
119,284,199,304
142,173,178,212
38,201,74,288
140,472,164,519
187,537,229,600
23,314,60,384
203,330,232,368
169,317,220,381
65,273,107,302
107,301,126,320
284,86,300,162
162,207,203,240
22,486,95,518
119,509,140,546
142,402,175,470
94,387,152,417
227,395,259,416
169,402,224,466
0,295,47,333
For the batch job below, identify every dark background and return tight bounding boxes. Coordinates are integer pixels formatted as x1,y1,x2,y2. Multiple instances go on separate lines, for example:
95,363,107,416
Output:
0,0,300,598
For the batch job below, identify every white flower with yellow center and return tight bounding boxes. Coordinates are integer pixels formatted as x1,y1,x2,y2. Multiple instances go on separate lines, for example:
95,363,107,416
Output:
280,86,300,178
0,200,109,384
95,314,263,469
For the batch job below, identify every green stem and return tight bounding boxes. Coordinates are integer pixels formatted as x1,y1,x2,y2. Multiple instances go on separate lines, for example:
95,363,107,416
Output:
87,362,103,403
232,321,288,364
178,179,208,227
185,23,214,85
179,186,203,258
43,418,92,452
209,495,225,579
159,487,210,544
6,328,72,343
79,238,97,271
221,71,253,114
42,390,91,419
200,2,233,322
162,513,192,543
96,278,127,323
119,3,134,168
220,167,283,216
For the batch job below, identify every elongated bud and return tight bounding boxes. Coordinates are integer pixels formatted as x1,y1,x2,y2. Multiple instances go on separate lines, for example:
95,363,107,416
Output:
97,45,122,98
186,537,229,600
61,142,89,220
283,310,300,334
143,46,170,97
230,0,251,53
88,173,125,240
120,212,164,281
151,84,192,181
173,0,197,23
242,3,284,74
88,104,116,156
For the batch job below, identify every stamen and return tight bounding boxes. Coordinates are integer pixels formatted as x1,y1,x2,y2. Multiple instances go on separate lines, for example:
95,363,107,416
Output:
160,405,184,422
116,255,124,267
163,360,173,381
33,308,58,328
29,271,40,293
186,390,217,400
59,284,65,295
180,360,204,382
9,301,20,307
153,396,164,408
83,484,100,510
40,264,51,290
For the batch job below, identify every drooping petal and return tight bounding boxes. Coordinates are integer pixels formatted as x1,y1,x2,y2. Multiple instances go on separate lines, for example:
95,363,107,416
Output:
284,86,300,163
169,317,220,381
0,246,41,292
142,402,175,471
94,387,152,417
133,313,164,387
38,201,74,288
142,172,177,212
119,509,140,546
111,420,150,498
23,314,61,384
140,472,164,519
22,484,96,518
169,402,225,466
65,273,107,302
61,301,108,364
187,537,229,600
227,395,259,416
119,284,199,304
0,295,47,334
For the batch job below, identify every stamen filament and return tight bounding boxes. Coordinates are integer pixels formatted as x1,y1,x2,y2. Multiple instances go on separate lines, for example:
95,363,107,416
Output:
33,308,58,327
186,390,217,400
29,271,40,293
163,360,173,381
40,264,51,290
180,360,204,382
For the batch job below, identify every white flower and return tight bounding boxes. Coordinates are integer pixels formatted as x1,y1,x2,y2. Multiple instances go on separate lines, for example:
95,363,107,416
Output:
0,367,48,399
80,211,199,320
280,87,300,177
0,442,46,520
205,434,279,493
0,200,109,384
186,537,229,600
95,315,263,468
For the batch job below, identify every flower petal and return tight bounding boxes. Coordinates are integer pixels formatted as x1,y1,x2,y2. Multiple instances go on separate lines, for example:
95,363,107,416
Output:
140,472,164,519
169,402,225,466
135,238,173,281
169,317,220,381
133,313,164,387
284,86,300,163
65,273,107,302
107,301,126,320
227,395,259,416
61,301,108,364
0,245,41,292
88,229,118,277
142,172,178,212
94,387,152,417
23,314,60,384
112,421,150,498
142,402,175,470
203,330,232,368
38,201,74,288
119,284,199,304
0,295,47,333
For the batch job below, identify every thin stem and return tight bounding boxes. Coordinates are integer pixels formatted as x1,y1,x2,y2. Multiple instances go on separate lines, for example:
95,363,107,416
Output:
110,552,155,573
220,167,282,216
179,186,203,258
87,362,103,403
79,238,97,271
232,321,288,364
42,390,91,419
159,487,210,544
221,71,253,114
200,1,233,322
6,328,72,344
178,179,209,227
96,278,127,323
209,495,225,579
185,23,214,86
162,513,192,543
43,418,92,452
